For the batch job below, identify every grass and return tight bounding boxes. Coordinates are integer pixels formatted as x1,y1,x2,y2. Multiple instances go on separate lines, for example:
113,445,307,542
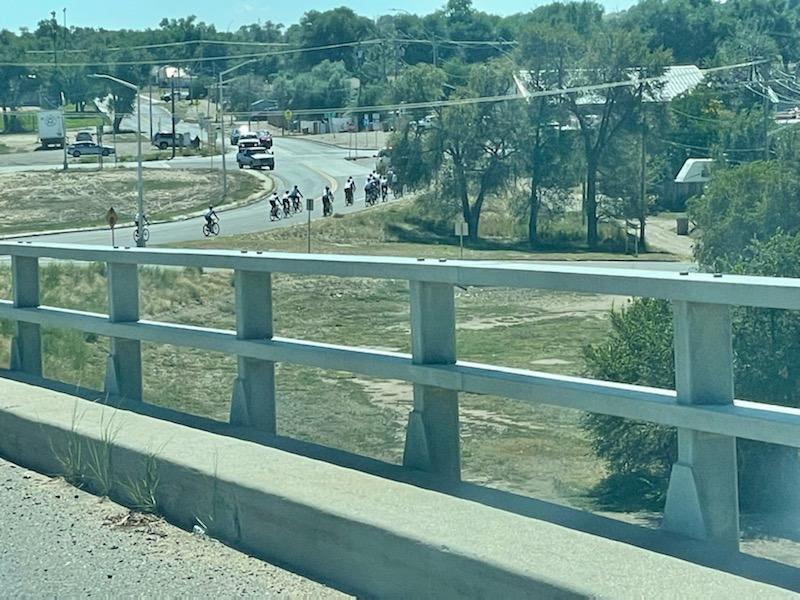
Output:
65,115,107,130
0,251,622,510
181,199,678,262
0,198,669,511
0,168,266,235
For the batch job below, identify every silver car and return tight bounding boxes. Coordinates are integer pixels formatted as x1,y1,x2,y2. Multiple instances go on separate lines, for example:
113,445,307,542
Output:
67,141,114,157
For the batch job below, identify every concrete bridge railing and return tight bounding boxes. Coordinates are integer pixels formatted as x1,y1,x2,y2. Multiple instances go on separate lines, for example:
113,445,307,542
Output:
1,241,800,552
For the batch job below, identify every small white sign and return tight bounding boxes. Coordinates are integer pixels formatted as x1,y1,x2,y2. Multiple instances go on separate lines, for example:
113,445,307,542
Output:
455,221,469,236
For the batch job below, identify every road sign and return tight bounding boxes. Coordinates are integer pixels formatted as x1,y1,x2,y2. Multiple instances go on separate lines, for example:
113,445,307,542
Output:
306,198,315,212
284,109,293,122
106,207,118,228
455,220,468,259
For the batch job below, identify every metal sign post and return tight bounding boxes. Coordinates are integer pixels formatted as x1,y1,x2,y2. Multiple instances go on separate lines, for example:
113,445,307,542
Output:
455,220,468,258
106,207,118,247
306,197,314,254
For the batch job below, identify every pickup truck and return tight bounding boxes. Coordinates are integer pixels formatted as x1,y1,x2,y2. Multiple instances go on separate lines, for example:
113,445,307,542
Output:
237,142,274,170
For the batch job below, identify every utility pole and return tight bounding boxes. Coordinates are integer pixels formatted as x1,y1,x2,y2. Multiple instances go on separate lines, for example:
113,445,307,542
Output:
763,92,769,160
170,76,176,159
432,34,438,68
148,81,153,141
50,11,58,69
639,110,647,247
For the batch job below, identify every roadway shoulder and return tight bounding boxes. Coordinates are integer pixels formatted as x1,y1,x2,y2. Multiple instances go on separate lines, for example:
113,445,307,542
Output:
0,378,794,599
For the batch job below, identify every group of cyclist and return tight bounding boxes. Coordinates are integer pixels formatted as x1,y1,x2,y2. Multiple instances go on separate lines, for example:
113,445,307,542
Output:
267,185,305,220
133,170,400,242
271,172,399,221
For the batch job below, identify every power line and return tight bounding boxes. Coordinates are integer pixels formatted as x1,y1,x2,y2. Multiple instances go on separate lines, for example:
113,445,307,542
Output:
20,36,516,60
25,39,291,54
1,39,388,68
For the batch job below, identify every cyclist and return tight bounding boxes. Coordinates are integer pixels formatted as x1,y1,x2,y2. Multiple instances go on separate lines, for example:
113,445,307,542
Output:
134,211,149,229
322,186,333,216
289,185,303,205
204,205,218,229
380,176,389,202
269,193,280,220
282,191,292,217
345,177,355,205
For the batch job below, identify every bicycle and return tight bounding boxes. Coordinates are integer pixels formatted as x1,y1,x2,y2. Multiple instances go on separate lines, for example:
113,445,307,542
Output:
269,205,282,221
203,219,220,236
292,197,302,213
133,225,150,243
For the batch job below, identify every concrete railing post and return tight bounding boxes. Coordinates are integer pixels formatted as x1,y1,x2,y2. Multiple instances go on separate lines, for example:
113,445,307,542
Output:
663,301,739,550
10,256,42,376
104,262,142,401
403,281,460,480
230,270,276,433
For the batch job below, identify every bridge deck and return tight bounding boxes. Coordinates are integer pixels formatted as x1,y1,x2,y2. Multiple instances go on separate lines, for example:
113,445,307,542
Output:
0,377,795,599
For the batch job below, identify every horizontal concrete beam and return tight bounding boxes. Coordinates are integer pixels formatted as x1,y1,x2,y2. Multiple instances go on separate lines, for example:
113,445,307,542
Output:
0,380,793,599
2,242,800,309
1,302,799,449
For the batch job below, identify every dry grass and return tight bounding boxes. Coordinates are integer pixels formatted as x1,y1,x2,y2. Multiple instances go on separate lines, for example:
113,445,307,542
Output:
0,168,265,234
0,262,618,508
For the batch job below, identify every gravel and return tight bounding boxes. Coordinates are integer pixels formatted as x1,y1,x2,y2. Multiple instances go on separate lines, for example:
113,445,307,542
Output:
0,457,351,598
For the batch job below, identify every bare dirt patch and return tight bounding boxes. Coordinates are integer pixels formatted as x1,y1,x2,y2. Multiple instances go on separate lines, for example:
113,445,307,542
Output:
0,168,267,234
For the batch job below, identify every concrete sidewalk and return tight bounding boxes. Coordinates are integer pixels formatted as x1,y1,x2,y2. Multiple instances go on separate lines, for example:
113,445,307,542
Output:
0,377,797,599
0,457,349,598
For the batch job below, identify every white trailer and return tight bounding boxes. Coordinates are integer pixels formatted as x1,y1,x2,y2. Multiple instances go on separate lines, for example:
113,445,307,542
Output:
37,110,65,149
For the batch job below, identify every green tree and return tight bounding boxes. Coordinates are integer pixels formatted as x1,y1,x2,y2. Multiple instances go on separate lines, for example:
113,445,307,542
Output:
435,62,519,240
515,23,580,245
585,163,800,512
563,25,669,247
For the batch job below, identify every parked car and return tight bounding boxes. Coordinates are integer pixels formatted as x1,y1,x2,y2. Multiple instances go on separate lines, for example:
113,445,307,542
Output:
415,114,437,129
75,130,93,142
67,141,114,157
237,141,274,170
257,130,273,149
152,132,187,150
160,90,190,102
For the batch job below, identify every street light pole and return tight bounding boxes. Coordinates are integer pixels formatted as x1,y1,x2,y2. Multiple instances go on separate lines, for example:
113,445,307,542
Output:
219,72,228,197
218,59,259,199
136,90,144,246
89,73,145,247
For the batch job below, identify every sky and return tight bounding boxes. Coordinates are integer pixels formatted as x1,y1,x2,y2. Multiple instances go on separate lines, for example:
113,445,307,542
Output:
7,1,636,33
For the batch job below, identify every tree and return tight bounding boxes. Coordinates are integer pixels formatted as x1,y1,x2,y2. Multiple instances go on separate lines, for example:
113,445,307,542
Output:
584,164,800,512
563,25,669,247
515,23,580,245
435,62,519,240
292,8,376,72
688,160,800,268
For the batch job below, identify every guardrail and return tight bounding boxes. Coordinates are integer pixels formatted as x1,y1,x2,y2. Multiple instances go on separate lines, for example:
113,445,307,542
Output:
2,241,800,551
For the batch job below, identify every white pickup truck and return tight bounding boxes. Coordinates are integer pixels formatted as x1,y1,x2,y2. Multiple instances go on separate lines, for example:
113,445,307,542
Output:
236,140,275,170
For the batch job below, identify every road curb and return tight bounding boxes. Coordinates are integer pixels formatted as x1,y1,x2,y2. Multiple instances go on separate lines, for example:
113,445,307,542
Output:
0,169,275,241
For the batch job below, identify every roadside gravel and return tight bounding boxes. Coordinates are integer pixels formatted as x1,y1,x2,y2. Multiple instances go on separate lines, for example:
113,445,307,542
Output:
0,457,351,599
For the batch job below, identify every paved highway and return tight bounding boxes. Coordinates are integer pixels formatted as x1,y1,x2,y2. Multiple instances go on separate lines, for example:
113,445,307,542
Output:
3,136,375,246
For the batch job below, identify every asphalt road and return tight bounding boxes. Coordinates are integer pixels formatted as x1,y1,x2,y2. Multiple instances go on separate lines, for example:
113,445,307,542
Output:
3,136,376,246
0,457,350,598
